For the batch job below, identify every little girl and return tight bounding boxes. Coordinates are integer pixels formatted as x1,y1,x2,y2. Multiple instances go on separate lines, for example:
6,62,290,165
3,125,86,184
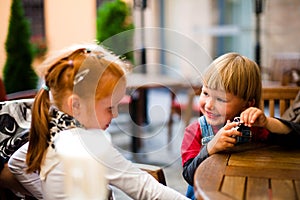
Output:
181,52,300,199
9,43,189,199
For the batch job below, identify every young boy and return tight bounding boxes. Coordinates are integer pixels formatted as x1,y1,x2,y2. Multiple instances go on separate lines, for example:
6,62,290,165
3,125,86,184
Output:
181,52,300,199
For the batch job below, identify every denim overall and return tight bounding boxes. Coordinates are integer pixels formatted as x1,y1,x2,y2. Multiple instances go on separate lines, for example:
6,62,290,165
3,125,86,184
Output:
186,116,214,200
186,116,252,199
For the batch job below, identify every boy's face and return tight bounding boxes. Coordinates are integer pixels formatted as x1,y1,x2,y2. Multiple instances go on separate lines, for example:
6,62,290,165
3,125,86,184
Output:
199,86,248,126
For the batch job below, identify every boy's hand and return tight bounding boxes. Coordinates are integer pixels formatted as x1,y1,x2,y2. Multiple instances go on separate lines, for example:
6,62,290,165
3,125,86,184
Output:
240,107,268,127
207,120,242,155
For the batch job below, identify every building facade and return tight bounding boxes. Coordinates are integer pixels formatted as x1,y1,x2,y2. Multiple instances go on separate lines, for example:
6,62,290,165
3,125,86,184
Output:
1,0,300,80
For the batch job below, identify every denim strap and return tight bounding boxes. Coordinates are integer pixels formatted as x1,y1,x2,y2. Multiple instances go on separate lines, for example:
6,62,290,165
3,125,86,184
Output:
199,116,215,145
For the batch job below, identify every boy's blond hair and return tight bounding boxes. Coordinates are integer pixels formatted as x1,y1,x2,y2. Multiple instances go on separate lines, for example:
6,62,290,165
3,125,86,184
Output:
202,52,261,107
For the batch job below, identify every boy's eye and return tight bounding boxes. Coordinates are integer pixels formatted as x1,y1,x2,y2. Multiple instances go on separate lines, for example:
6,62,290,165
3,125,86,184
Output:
202,91,209,96
216,97,227,103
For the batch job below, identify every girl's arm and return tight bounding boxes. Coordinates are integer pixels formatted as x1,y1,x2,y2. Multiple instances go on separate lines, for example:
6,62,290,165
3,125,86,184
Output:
8,142,43,199
0,163,31,196
56,129,189,200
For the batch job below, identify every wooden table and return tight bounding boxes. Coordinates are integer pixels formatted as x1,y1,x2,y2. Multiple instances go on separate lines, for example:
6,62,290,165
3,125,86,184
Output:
127,73,190,90
126,73,196,153
126,73,189,125
194,143,300,200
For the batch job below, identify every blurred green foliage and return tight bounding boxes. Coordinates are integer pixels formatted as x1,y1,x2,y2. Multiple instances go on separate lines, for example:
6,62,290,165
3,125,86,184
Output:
97,0,135,63
3,0,38,93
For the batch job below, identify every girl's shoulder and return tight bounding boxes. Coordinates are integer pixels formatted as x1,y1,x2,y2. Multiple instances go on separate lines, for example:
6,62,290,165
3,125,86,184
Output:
55,128,112,157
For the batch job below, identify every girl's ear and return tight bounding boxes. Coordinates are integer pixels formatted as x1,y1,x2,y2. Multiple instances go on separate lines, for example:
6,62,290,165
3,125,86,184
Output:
67,95,81,116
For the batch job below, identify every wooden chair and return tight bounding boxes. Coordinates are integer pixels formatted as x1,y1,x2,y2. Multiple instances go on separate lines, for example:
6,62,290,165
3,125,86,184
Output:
6,89,38,100
260,87,300,117
0,78,7,101
132,163,167,186
269,53,300,84
182,87,202,127
168,86,202,142
0,98,35,200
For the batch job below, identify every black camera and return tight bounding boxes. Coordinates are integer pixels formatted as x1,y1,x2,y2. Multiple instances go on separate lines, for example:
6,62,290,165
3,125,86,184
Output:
233,117,252,143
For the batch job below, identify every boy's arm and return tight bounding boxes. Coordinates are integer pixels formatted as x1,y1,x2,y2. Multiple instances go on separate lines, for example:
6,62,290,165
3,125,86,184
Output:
267,118,300,147
265,117,292,134
181,121,209,186
277,118,300,134
240,107,293,134
182,145,209,186
264,116,300,135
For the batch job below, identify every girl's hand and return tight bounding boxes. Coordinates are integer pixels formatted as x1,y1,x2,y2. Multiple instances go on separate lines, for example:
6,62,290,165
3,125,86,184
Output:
240,107,268,127
207,120,242,155
0,163,32,196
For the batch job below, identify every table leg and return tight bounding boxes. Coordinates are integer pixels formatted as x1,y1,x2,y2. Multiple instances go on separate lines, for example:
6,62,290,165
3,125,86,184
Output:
129,88,148,153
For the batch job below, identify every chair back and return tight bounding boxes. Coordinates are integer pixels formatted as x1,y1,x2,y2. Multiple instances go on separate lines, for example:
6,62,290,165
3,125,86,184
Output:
0,99,34,160
132,163,167,186
6,89,38,100
168,86,202,142
260,87,300,117
183,86,202,127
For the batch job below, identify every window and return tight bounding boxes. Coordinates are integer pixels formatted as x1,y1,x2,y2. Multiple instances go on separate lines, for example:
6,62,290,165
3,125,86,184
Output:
22,0,45,39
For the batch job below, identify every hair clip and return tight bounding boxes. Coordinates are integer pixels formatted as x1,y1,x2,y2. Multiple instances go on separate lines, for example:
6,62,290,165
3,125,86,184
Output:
68,60,73,67
96,54,105,59
73,69,90,85
85,48,91,53
42,84,50,91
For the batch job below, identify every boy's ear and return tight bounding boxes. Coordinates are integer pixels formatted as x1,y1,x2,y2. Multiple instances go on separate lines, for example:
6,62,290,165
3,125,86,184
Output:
242,99,255,109
247,99,255,107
